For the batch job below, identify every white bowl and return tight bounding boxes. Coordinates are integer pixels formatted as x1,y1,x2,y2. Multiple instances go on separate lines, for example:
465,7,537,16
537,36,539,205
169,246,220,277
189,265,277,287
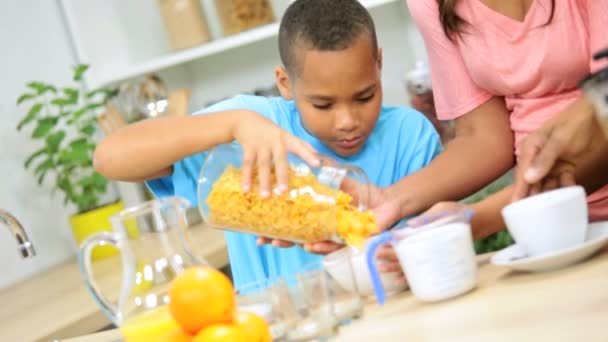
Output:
323,246,408,296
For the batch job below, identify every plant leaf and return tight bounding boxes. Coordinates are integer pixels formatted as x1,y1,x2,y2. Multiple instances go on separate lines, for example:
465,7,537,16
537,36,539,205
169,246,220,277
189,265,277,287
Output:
59,145,89,164
63,87,79,103
81,117,98,128
46,130,66,152
34,157,54,176
31,117,58,138
80,125,96,135
78,173,107,191
24,147,47,169
17,93,37,105
69,103,105,124
71,106,90,122
69,138,88,149
51,97,77,107
27,82,46,94
73,64,89,81
86,88,115,99
17,103,44,130
26,82,57,95
57,175,73,192
37,172,47,185
74,192,96,213
43,85,58,94
92,172,108,191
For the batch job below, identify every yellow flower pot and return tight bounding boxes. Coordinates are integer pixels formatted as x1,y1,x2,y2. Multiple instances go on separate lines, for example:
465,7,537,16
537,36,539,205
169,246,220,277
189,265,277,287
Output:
70,200,125,260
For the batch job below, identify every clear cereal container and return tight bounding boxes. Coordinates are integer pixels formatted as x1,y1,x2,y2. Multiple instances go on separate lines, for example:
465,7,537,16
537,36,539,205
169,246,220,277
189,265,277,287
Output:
197,142,379,246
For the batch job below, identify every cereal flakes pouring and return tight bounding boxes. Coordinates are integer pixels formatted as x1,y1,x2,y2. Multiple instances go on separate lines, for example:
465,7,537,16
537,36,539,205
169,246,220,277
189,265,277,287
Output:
197,143,380,247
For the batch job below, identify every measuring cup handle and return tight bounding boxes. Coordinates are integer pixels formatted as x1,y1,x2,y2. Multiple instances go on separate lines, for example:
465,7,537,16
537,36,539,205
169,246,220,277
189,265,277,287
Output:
78,232,133,326
365,232,394,305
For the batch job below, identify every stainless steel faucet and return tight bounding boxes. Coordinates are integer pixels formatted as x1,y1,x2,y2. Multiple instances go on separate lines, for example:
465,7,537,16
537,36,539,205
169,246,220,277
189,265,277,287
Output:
0,209,36,258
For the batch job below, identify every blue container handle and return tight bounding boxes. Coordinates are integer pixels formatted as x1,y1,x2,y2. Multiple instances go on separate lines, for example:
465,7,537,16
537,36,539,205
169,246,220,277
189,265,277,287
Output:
365,231,394,305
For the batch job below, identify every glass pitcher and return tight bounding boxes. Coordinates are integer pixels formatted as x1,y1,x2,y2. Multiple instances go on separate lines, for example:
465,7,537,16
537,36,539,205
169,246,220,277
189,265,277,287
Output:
78,197,207,331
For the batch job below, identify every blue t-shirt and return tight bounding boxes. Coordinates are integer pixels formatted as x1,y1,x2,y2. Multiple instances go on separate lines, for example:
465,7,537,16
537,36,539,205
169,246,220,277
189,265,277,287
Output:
146,95,441,288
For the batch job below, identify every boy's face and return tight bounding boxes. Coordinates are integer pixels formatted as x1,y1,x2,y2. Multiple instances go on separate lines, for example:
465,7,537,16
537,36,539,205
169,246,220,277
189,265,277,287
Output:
276,35,383,157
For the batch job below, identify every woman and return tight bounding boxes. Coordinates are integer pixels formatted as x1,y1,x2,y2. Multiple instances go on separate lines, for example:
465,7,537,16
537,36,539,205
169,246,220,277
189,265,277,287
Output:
397,0,608,244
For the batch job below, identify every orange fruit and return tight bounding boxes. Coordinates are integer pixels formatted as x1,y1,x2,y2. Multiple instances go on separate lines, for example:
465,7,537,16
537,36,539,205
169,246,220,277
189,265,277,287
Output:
192,324,246,342
233,311,271,342
169,267,235,333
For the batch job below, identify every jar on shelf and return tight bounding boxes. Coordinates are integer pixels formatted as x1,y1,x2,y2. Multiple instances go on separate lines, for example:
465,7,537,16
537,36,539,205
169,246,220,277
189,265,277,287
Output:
214,0,275,36
197,142,379,246
404,61,454,143
158,0,211,50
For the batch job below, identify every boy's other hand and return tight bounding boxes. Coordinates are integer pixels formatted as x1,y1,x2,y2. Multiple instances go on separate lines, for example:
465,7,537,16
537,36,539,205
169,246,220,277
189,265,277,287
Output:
376,244,402,273
302,241,344,255
255,237,344,256
256,236,295,248
233,111,321,197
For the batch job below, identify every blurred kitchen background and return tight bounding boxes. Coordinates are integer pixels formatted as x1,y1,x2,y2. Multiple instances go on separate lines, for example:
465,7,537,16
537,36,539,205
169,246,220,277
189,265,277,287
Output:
1,0,428,289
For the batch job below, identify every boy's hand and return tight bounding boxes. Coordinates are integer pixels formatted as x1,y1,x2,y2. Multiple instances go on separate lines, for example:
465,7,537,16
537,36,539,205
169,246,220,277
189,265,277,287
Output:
232,111,320,197
376,244,402,273
255,237,344,255
302,241,345,255
256,237,295,248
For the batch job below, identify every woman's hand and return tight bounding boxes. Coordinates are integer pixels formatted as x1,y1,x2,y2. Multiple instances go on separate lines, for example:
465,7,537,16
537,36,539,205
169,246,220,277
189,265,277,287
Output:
512,99,599,201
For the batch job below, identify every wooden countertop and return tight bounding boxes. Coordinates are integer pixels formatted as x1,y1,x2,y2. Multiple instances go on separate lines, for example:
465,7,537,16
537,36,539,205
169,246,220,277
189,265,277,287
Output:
65,247,608,342
0,223,228,342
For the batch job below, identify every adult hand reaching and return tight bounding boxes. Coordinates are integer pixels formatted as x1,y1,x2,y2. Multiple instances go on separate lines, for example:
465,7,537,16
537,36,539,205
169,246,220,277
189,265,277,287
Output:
512,98,599,201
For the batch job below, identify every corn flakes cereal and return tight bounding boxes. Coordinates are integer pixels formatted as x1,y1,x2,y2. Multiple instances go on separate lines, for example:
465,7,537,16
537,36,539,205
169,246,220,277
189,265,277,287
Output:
206,165,379,245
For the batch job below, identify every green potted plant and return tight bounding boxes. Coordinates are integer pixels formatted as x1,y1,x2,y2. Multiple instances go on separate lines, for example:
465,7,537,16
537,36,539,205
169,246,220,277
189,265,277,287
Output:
16,64,124,259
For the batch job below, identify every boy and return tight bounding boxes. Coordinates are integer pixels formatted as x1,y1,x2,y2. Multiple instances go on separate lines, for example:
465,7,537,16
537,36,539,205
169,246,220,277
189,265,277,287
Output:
94,0,441,287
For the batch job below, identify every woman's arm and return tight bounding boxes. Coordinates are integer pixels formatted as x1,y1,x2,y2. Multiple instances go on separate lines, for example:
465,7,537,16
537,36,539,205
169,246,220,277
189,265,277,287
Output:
383,96,515,222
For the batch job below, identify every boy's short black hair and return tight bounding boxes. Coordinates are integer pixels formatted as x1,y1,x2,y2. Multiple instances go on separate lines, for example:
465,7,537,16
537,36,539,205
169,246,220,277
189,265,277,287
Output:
278,0,378,75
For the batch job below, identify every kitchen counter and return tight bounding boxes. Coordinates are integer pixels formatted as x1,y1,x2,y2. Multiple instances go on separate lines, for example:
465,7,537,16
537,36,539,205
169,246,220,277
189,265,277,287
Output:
0,223,228,342
65,247,608,341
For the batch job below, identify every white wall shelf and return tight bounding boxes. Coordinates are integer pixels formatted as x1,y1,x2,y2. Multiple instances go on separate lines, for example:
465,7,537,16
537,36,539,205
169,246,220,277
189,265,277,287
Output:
94,22,280,88
60,0,399,89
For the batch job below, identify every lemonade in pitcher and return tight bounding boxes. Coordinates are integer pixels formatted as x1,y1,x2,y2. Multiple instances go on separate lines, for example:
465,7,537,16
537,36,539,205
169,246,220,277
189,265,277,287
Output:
120,306,191,342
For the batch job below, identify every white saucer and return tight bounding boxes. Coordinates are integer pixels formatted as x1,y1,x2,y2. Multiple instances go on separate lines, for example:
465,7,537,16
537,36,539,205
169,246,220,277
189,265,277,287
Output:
491,221,608,272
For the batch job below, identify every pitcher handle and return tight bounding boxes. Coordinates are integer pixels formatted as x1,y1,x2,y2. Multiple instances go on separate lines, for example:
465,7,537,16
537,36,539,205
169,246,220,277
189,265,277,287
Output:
365,231,394,305
78,232,135,326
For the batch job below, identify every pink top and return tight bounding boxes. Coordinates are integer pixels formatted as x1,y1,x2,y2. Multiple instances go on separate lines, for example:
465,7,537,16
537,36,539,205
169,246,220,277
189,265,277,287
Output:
407,0,608,220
